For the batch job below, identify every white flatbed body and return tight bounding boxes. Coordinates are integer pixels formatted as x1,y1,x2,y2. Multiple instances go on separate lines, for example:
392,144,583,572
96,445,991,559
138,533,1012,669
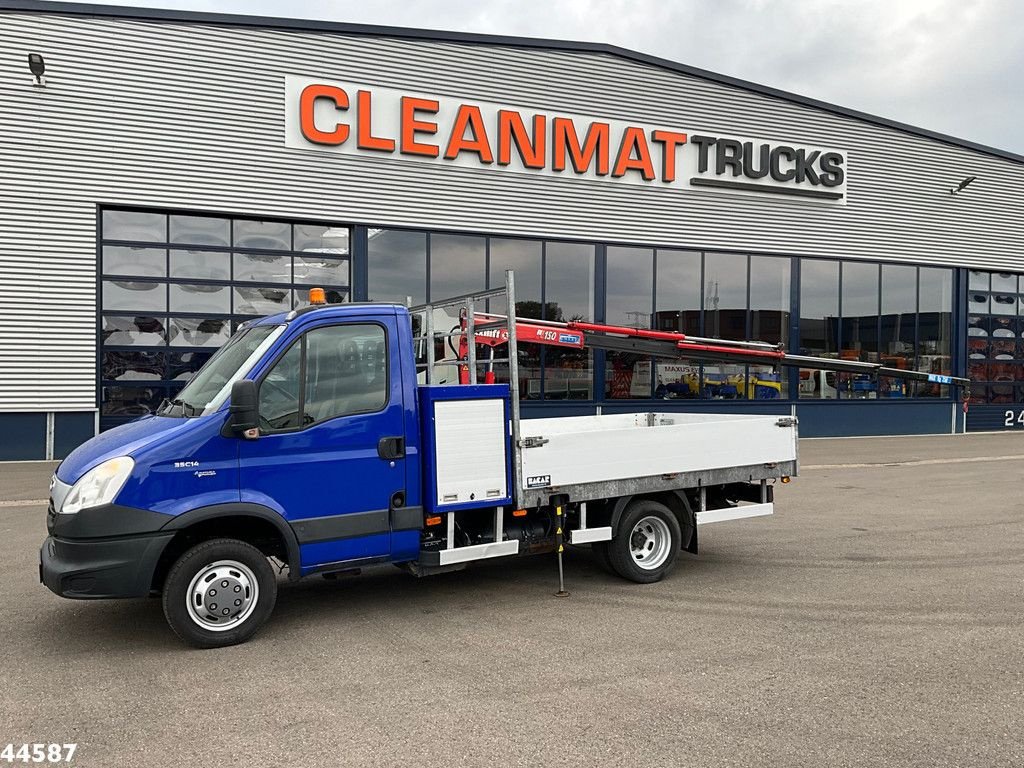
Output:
517,411,799,506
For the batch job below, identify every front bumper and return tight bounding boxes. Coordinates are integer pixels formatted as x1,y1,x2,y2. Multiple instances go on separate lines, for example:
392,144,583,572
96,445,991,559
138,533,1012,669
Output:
39,532,174,599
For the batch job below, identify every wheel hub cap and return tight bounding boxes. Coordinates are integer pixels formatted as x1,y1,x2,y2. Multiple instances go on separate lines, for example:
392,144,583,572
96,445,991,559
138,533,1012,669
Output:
629,515,672,571
186,560,259,632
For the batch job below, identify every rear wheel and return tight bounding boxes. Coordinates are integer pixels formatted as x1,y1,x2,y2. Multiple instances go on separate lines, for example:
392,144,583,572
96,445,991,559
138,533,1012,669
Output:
162,538,278,648
608,500,681,583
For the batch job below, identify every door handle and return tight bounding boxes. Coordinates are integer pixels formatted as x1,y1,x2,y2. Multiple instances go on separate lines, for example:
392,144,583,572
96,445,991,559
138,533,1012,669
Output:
377,436,405,460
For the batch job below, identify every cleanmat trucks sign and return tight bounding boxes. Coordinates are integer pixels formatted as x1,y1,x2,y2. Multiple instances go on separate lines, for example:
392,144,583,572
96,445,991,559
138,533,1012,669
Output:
284,75,848,204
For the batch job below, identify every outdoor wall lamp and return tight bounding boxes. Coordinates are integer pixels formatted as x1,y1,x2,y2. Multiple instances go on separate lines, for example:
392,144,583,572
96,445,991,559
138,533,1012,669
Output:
28,53,45,86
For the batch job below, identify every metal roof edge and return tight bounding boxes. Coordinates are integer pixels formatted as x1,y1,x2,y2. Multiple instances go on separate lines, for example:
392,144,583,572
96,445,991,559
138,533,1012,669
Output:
5,0,1023,166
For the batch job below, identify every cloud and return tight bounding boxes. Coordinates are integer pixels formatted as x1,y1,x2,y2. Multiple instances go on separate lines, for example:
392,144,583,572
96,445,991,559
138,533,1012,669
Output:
72,0,1024,154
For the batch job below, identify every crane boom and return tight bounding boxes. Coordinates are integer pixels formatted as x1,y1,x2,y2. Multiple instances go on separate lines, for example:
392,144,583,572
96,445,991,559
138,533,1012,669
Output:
466,312,969,392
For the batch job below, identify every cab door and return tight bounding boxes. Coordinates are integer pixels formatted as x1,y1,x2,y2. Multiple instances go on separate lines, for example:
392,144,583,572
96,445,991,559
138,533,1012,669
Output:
238,315,411,573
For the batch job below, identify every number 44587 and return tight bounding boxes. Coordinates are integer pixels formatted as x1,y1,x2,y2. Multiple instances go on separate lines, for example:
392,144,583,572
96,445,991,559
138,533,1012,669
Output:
1,745,76,763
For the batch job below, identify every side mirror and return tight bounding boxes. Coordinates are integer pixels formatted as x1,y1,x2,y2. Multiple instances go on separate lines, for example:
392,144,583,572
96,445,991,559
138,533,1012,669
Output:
229,379,259,438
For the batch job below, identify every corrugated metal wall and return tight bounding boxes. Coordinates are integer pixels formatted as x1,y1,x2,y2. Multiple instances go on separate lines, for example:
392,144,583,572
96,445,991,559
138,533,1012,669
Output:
1,10,1023,412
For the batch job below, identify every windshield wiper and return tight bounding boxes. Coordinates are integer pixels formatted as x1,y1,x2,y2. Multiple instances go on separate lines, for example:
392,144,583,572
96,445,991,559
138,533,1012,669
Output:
164,397,199,417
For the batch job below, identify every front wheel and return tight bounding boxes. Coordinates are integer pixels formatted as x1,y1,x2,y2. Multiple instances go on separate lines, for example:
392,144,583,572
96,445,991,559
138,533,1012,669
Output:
608,500,681,584
162,538,278,648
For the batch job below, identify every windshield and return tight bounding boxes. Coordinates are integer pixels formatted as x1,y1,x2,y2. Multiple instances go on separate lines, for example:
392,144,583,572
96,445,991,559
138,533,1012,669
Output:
159,325,283,417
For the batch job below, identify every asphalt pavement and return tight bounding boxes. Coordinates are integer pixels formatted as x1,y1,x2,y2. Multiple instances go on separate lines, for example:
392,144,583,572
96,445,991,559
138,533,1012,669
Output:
1,433,1022,767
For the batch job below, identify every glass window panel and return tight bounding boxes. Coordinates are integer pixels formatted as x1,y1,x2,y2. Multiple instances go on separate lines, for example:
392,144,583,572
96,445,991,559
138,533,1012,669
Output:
368,229,427,305
606,246,654,399
544,242,594,400
702,252,747,340
655,249,701,334
233,219,291,251
748,256,791,400
101,385,165,417
169,317,230,348
170,283,230,314
234,252,291,284
233,286,291,316
103,280,167,312
799,259,839,399
259,341,303,430
102,210,166,243
992,272,1017,293
294,255,350,286
918,267,954,398
168,350,216,382
702,252,748,399
102,246,166,277
102,350,166,381
839,261,879,398
968,270,989,291
304,324,388,423
991,292,1016,316
489,238,542,316
653,250,701,400
169,215,230,247
295,224,350,254
170,249,231,281
879,265,917,398
430,233,486,301
488,238,542,398
102,315,166,346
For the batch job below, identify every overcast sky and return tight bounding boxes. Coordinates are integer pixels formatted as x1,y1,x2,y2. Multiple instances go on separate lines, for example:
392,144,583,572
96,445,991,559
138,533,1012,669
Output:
75,0,1023,155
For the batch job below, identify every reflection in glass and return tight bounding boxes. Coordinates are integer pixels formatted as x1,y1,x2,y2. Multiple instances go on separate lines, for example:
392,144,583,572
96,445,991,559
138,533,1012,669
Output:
102,210,166,242
368,229,427,305
702,253,748,399
102,246,166,277
488,239,542,397
233,219,291,250
295,224,349,254
879,265,916,397
233,286,291,315
234,252,291,283
748,256,790,399
918,267,953,397
992,272,1017,293
103,280,167,312
838,261,879,398
294,255,350,286
170,283,230,314
606,247,654,399
430,234,486,301
102,350,166,381
102,315,166,346
170,249,231,281
653,250,701,400
968,270,989,291
101,385,165,416
169,215,230,247
169,351,215,381
169,317,230,347
544,242,594,399
799,259,839,399
655,250,701,335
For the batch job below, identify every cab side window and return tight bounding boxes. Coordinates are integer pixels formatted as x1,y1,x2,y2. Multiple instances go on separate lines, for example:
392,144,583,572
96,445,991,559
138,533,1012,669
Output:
259,324,387,432
305,324,388,423
258,342,303,430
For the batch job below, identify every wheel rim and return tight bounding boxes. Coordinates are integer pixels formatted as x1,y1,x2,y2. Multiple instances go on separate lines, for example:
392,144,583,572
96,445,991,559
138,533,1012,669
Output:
185,559,260,632
629,515,672,571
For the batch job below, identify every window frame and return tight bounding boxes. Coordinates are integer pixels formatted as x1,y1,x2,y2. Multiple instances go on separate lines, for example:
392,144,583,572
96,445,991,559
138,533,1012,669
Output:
254,321,391,434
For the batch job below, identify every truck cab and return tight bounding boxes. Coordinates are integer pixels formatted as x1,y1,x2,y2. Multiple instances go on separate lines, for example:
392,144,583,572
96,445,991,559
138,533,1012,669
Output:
42,301,427,645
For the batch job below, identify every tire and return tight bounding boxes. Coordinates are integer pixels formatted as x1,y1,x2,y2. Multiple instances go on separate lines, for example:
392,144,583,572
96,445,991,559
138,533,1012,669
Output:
607,500,681,584
161,538,278,649
591,542,615,573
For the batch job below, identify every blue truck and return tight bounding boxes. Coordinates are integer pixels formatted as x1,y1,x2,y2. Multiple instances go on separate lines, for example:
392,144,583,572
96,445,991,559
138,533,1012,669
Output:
54,272,945,648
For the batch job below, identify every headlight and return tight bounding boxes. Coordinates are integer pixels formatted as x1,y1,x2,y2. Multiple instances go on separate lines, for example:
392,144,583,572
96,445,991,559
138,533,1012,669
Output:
61,457,134,515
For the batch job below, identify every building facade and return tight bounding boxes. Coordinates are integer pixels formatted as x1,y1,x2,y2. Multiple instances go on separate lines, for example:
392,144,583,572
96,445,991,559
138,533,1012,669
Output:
2,1,1024,461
